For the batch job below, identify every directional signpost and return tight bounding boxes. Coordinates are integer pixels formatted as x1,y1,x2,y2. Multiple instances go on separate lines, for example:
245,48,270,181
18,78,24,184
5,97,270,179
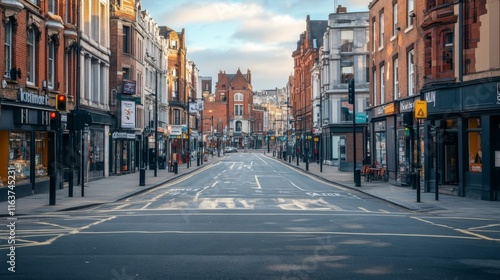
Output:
413,100,427,202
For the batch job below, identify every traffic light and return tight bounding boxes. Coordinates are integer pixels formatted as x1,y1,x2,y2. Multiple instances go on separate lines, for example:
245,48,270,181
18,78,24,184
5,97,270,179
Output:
56,94,67,112
49,111,60,130
348,79,355,104
404,127,411,137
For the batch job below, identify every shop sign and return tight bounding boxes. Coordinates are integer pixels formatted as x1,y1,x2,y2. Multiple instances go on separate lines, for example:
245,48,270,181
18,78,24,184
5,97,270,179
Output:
470,163,482,173
400,99,415,113
355,113,368,123
112,132,135,139
170,125,185,136
384,103,396,114
18,88,48,106
372,105,386,118
122,80,136,95
425,91,436,107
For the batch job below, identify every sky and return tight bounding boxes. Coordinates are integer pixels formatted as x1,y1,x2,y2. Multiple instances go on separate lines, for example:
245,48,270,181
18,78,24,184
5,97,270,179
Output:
141,0,370,91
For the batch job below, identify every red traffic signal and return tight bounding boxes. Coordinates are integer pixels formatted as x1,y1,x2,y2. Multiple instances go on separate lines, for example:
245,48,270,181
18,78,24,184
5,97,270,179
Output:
49,111,59,130
56,94,67,112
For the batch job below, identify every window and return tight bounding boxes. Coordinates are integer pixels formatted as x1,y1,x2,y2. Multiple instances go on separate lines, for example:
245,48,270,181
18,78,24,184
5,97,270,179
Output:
27,28,36,85
234,93,244,101
91,0,99,41
379,12,384,48
235,105,243,116
123,26,130,54
122,68,130,80
340,55,354,83
235,121,242,132
468,118,482,173
393,58,399,99
408,50,415,95
48,40,55,89
340,30,353,52
373,69,377,106
174,109,180,125
393,3,398,36
48,0,56,14
4,21,12,78
100,3,106,45
92,59,99,102
407,0,414,27
372,18,376,52
380,65,385,104
442,32,454,71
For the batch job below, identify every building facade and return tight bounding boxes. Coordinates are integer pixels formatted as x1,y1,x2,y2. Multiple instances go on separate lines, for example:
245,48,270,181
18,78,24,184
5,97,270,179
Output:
319,6,370,171
0,0,67,197
292,15,327,162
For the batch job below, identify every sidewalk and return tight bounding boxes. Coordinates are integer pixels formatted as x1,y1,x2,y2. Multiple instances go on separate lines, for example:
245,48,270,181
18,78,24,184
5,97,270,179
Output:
0,156,224,216
265,151,499,220
1,151,498,219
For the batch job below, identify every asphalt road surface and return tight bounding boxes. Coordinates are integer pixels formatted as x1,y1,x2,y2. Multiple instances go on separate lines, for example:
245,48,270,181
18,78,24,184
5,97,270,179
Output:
1,153,500,279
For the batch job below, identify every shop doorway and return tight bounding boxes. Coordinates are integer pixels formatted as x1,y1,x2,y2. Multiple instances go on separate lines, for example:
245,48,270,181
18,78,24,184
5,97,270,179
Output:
443,131,458,184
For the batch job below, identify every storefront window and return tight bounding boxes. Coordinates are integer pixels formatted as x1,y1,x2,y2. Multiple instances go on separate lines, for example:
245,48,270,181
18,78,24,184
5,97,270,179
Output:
34,132,49,182
375,132,386,167
468,118,482,173
88,127,104,179
8,132,31,184
374,121,386,167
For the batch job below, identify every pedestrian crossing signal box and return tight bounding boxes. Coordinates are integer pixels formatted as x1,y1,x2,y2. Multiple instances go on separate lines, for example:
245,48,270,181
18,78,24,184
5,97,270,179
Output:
414,100,427,119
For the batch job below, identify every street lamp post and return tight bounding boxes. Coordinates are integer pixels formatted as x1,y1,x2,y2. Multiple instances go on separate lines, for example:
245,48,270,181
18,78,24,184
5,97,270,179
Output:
154,71,158,177
146,52,159,178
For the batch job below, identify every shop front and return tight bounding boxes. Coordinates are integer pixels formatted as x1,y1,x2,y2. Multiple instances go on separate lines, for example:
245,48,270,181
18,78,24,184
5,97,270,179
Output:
367,103,397,182
110,131,137,175
397,98,420,186
0,89,52,200
422,79,500,200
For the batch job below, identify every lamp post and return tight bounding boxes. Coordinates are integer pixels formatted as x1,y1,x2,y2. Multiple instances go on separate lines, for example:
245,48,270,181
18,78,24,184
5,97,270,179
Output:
185,61,190,169
146,52,159,177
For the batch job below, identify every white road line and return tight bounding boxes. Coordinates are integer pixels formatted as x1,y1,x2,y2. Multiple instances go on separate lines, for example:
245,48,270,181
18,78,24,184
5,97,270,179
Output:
290,181,305,191
141,202,152,210
358,207,370,212
77,230,482,240
255,175,262,189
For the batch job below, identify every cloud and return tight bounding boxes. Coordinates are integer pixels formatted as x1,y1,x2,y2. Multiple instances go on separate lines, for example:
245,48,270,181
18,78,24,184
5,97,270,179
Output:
189,47,293,90
144,0,372,90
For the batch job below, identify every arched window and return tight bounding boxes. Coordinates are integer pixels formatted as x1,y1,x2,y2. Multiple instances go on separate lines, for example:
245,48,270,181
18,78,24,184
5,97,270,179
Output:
234,92,244,101
236,121,242,132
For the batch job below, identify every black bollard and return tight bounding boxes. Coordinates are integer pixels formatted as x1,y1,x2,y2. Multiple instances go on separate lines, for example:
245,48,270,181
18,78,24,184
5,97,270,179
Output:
174,161,178,174
139,168,145,186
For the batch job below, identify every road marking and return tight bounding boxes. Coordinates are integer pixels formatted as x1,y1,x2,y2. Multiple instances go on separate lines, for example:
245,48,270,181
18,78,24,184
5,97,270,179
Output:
114,203,131,210
76,230,482,240
255,175,262,189
290,181,305,191
194,182,218,200
141,202,152,210
358,207,370,212
411,216,496,241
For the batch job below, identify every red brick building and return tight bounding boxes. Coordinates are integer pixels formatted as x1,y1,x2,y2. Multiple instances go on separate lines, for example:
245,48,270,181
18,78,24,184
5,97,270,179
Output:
204,69,254,149
291,16,327,157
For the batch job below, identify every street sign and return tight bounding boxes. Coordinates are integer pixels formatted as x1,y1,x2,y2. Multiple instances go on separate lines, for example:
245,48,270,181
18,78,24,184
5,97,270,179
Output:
414,100,427,119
